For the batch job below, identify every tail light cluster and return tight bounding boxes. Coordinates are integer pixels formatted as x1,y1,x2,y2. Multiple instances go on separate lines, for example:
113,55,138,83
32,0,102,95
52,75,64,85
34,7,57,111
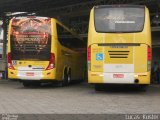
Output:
87,46,91,70
147,47,151,61
147,46,151,71
46,53,55,70
8,53,15,70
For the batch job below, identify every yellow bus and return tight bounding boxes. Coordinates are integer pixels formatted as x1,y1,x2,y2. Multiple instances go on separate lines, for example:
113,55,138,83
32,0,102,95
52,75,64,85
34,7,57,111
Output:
88,5,151,90
8,16,86,87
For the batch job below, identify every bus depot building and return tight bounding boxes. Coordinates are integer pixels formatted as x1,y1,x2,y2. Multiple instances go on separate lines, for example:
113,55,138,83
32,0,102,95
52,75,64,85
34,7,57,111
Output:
0,0,159,119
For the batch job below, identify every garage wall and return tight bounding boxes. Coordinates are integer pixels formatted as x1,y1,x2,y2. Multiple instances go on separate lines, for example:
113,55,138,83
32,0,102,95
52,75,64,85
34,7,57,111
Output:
152,31,160,64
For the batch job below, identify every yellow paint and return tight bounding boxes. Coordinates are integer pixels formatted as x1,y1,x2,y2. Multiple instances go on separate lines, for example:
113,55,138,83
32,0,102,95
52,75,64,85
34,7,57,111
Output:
8,18,86,81
88,6,151,85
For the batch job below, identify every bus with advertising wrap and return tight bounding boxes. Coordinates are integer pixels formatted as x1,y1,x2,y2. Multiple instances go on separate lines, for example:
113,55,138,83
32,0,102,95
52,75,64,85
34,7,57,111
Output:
88,5,151,91
8,16,86,87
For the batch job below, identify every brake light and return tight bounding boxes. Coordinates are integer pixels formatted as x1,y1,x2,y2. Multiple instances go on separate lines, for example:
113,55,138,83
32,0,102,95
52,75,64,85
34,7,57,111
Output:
8,53,15,70
88,46,91,61
148,47,151,61
147,46,151,71
46,53,55,70
87,46,91,70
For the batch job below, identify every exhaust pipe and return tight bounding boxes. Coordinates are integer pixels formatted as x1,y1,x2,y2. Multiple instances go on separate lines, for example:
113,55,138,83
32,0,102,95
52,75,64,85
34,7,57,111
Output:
134,79,139,84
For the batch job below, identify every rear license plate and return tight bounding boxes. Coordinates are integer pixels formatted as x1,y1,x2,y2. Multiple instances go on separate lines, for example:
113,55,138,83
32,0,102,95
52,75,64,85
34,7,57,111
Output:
26,72,34,76
113,74,124,78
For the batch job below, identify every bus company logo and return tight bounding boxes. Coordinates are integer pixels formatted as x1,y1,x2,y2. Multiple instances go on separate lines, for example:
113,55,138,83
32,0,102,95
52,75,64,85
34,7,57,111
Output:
96,53,103,61
104,15,124,21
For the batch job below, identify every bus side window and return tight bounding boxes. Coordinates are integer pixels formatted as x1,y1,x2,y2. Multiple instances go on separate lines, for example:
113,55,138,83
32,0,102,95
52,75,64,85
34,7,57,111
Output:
57,23,85,52
69,37,85,52
57,24,70,48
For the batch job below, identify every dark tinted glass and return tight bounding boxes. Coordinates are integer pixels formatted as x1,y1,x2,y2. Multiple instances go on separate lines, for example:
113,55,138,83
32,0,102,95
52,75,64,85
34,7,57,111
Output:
57,24,85,52
10,17,51,60
94,6,145,33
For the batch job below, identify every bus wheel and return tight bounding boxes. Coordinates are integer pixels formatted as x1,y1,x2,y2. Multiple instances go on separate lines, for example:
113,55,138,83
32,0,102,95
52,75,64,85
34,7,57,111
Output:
23,82,30,87
61,70,69,86
68,70,71,84
95,84,104,91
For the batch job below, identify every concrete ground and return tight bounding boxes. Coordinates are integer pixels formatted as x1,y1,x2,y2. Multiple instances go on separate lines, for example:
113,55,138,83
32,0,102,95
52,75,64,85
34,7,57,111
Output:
0,80,160,114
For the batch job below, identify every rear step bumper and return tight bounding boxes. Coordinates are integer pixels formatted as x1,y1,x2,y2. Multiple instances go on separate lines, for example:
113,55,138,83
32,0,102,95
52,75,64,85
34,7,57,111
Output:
88,71,150,84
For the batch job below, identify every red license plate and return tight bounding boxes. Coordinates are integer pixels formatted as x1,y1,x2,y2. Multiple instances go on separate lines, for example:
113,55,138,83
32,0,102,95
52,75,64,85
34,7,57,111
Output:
26,72,34,76
113,74,124,78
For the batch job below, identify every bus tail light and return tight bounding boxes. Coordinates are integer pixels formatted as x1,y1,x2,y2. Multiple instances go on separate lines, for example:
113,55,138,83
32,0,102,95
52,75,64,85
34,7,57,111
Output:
87,46,91,70
46,53,55,70
148,47,151,61
8,53,15,70
147,46,151,71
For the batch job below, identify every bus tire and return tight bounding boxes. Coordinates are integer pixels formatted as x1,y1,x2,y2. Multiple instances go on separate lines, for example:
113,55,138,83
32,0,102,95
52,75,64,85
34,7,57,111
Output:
95,84,104,91
61,69,69,86
68,69,71,84
23,81,30,87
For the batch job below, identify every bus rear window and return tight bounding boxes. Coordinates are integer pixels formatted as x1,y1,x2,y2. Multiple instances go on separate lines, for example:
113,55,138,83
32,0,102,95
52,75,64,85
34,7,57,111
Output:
94,6,145,33
10,17,51,60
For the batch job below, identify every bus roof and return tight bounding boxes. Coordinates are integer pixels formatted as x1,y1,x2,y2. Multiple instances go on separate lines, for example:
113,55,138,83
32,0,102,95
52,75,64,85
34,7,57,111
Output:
94,5,145,9
13,16,50,19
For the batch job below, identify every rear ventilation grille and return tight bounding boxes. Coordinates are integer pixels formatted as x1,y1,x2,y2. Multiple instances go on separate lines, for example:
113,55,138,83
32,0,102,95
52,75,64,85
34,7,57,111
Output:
108,51,129,58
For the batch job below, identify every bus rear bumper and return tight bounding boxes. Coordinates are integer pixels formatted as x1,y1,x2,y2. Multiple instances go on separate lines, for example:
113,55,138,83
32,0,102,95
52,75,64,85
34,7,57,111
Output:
88,71,150,84
8,69,57,81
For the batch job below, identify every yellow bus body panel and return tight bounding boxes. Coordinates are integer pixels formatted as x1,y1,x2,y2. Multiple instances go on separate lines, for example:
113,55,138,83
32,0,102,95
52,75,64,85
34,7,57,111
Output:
88,6,151,84
8,18,85,81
